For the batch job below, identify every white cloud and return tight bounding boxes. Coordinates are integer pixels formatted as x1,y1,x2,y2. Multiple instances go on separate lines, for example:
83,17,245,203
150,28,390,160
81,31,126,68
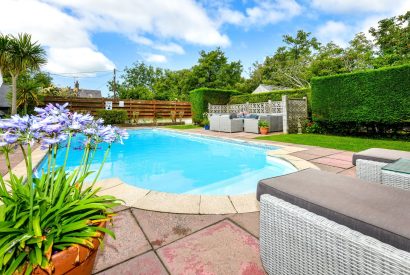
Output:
44,0,230,47
311,0,410,14
153,43,185,55
316,21,350,47
46,48,114,74
145,54,167,63
217,0,302,27
0,0,231,75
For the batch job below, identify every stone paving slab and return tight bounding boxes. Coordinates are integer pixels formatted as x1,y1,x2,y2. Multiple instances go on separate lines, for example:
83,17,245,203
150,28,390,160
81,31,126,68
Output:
327,151,354,162
229,212,260,238
95,251,168,275
290,151,323,160
312,157,354,169
299,147,343,157
200,195,237,214
230,193,260,213
93,210,151,273
131,208,227,249
134,191,201,214
157,220,265,275
99,184,150,206
312,163,346,173
338,166,356,177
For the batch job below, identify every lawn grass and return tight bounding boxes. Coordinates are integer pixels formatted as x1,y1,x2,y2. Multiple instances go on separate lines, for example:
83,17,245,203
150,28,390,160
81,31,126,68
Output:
164,124,201,130
255,134,410,152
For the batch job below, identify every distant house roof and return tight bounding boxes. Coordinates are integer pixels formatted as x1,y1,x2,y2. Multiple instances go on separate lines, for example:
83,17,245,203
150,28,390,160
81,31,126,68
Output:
0,84,11,108
252,84,291,94
77,89,102,98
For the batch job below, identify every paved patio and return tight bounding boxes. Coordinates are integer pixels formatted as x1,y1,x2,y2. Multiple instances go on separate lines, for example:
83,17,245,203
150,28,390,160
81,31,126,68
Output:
0,128,357,274
92,128,356,274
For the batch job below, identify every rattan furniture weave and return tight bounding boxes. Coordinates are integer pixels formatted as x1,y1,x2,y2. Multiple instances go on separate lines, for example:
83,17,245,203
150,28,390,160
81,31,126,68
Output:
356,159,387,183
354,149,410,186
260,194,410,275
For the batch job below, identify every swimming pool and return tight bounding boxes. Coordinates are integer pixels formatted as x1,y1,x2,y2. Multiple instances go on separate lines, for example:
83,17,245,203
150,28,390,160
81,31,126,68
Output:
37,129,296,195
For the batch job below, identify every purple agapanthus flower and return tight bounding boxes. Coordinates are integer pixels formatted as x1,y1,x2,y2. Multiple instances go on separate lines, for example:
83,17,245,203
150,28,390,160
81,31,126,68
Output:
0,103,128,150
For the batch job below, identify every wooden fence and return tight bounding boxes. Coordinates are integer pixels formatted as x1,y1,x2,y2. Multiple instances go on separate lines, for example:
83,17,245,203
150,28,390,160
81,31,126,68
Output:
42,97,192,119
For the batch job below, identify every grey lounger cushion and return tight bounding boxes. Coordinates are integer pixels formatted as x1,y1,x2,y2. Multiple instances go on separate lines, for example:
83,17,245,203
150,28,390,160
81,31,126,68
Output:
352,148,410,165
257,168,410,252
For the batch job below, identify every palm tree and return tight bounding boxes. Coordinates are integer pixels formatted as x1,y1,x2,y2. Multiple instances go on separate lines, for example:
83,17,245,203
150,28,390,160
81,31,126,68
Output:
0,34,11,86
16,77,42,115
7,33,46,114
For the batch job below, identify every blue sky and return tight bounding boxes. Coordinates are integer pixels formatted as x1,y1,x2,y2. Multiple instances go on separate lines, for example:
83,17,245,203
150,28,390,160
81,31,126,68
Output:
1,0,409,96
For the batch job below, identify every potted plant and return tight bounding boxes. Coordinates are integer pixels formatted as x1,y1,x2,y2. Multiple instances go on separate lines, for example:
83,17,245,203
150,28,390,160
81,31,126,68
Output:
0,103,127,274
202,118,210,130
258,120,269,135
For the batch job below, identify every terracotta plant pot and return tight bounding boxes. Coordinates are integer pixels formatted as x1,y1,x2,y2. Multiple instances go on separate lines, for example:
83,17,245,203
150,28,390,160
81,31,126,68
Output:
33,222,106,275
259,127,269,135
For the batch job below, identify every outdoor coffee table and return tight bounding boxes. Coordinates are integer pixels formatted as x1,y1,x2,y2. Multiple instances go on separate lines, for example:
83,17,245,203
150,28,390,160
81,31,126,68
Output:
381,158,410,190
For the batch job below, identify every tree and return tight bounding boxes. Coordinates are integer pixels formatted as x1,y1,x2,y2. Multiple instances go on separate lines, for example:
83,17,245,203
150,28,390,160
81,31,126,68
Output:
154,69,192,100
369,11,410,66
189,48,242,89
7,33,46,114
0,34,10,85
310,42,346,76
6,71,52,114
343,33,374,71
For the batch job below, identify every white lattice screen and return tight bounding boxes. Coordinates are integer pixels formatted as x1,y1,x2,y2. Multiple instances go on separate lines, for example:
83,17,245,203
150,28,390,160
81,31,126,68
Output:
208,101,283,114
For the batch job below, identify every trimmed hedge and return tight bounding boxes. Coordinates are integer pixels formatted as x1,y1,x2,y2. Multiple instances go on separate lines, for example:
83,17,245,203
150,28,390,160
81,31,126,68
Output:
311,64,410,134
190,88,240,123
96,109,128,125
229,88,310,104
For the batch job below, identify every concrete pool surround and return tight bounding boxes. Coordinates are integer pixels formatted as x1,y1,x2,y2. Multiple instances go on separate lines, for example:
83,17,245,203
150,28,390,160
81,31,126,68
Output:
5,128,318,214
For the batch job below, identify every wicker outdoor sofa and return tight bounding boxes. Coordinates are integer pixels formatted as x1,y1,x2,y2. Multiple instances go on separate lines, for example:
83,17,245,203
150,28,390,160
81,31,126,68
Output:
353,148,410,188
209,114,244,133
243,114,283,133
257,168,410,275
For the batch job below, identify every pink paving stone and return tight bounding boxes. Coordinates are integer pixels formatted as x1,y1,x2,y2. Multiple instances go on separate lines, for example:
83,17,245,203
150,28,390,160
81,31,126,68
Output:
338,166,357,178
327,151,354,162
93,210,152,273
131,208,228,248
157,220,266,275
229,212,260,238
289,151,321,160
312,157,354,169
313,163,346,173
96,251,168,275
301,147,343,157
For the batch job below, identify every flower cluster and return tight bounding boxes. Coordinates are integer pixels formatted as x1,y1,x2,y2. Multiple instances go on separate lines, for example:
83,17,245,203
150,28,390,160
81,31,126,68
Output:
0,103,128,149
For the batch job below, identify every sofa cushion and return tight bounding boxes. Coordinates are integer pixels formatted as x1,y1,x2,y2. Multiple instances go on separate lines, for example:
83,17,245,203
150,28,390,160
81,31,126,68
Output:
257,168,410,252
229,113,237,119
352,148,410,165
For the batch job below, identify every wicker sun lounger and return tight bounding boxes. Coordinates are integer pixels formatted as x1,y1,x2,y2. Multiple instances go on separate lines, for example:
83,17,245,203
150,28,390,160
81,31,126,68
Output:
353,148,410,184
257,169,410,275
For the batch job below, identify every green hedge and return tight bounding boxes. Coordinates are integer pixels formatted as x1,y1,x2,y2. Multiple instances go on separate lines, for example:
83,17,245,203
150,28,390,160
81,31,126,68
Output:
311,64,410,134
229,88,310,104
190,88,240,123
96,109,128,125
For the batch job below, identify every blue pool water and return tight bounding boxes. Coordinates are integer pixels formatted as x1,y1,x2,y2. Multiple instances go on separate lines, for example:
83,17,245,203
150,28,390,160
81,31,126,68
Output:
37,129,296,195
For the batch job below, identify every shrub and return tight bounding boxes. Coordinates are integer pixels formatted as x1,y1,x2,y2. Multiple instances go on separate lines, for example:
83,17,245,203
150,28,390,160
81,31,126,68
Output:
229,88,310,104
311,64,410,135
190,88,240,123
258,120,269,128
96,109,128,124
